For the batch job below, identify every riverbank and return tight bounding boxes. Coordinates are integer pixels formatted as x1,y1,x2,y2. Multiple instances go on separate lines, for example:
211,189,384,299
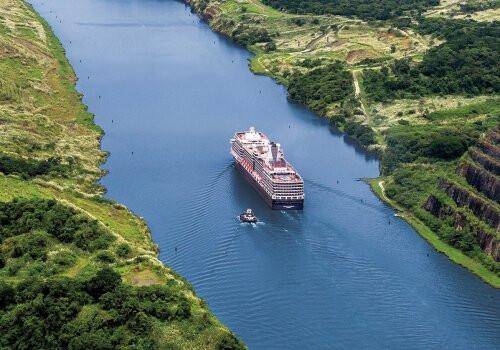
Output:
184,0,499,285
0,0,245,348
366,179,500,288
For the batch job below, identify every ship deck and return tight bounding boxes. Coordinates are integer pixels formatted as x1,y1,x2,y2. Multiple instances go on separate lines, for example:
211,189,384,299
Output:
235,132,303,184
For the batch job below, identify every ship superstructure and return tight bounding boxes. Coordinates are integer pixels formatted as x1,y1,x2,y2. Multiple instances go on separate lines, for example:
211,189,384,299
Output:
230,127,304,210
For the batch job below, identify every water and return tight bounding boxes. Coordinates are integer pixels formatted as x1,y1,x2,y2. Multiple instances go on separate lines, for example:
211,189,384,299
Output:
29,0,499,348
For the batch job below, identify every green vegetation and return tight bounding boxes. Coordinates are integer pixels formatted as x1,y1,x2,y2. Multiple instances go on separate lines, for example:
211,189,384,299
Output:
288,62,353,115
262,0,439,20
0,198,114,263
0,269,244,349
381,122,490,174
376,102,500,281
0,154,69,179
364,19,499,102
383,164,498,272
0,0,246,348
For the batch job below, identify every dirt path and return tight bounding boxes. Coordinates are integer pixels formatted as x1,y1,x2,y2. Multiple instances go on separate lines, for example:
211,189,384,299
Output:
352,70,369,124
248,0,268,13
378,181,390,201
301,30,330,53
426,0,466,15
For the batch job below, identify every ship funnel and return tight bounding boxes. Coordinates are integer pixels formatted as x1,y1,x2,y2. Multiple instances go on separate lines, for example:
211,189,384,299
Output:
271,142,278,161
249,126,256,133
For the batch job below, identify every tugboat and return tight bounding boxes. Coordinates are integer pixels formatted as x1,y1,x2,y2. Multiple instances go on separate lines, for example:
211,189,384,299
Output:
240,209,257,223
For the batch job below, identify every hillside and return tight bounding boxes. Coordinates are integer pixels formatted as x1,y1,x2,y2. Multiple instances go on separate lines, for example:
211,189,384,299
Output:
0,0,245,348
185,0,499,286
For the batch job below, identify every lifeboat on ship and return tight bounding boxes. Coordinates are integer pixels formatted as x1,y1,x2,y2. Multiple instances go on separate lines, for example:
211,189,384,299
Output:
240,209,257,223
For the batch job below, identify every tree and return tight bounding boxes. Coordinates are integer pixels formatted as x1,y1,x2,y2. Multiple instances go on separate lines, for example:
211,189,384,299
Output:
85,268,121,299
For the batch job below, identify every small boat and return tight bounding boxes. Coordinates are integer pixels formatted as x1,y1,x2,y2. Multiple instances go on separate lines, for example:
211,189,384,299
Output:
240,209,257,223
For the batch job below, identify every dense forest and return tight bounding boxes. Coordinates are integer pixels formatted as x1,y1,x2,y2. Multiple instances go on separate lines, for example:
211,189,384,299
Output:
0,199,115,264
0,270,243,349
288,62,353,114
261,0,439,20
363,19,499,102
0,198,245,349
380,122,486,174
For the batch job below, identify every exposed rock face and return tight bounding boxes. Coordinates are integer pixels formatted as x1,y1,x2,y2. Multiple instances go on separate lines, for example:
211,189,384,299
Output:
456,161,500,203
423,195,442,217
485,130,500,145
477,229,499,260
477,140,500,160
453,212,467,230
439,179,500,231
202,6,218,21
469,148,500,176
423,193,500,261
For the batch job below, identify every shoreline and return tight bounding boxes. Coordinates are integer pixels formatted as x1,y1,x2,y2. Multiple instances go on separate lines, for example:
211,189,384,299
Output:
365,178,500,288
184,0,499,288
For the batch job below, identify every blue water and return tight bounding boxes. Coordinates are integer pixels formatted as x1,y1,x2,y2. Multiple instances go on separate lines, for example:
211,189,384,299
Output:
29,1,499,348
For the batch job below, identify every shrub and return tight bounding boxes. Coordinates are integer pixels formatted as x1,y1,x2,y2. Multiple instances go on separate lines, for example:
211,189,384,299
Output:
50,250,77,268
217,332,246,350
85,268,121,299
264,41,277,52
426,135,467,159
175,300,191,320
94,250,115,264
0,155,68,179
115,243,132,258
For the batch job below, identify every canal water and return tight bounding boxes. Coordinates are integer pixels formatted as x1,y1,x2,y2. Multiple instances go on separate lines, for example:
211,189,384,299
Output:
30,0,499,348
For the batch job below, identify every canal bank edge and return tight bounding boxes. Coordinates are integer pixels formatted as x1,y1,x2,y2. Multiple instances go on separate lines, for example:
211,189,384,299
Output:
365,179,500,288
183,0,500,287
0,0,246,347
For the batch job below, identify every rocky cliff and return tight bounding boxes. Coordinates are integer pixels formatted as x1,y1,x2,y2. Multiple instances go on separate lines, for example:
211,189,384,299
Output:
477,139,500,160
423,128,500,262
456,160,500,203
469,148,500,176
423,194,500,261
439,178,500,231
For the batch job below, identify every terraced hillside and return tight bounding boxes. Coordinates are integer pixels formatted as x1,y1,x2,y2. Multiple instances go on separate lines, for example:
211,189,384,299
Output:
423,129,500,264
0,0,245,348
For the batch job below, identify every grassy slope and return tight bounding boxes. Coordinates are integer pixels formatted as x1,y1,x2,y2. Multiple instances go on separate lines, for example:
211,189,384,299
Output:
0,0,242,347
185,0,499,286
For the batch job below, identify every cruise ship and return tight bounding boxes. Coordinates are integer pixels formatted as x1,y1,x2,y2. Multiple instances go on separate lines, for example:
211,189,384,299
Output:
230,127,304,210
